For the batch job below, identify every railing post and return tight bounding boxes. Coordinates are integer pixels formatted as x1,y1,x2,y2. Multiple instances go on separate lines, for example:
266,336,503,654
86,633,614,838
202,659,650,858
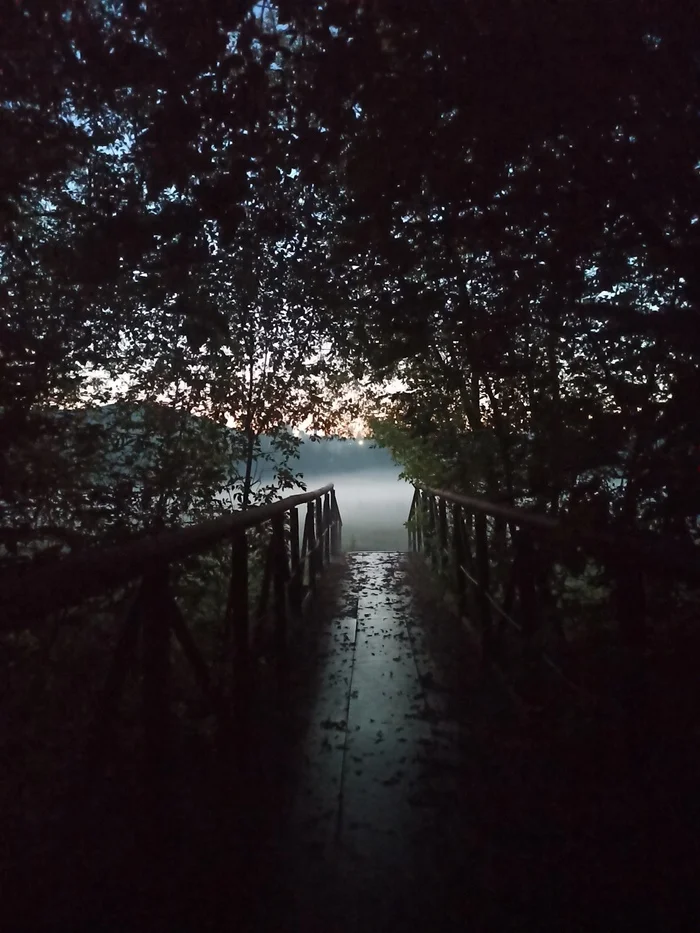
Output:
408,488,417,551
474,512,493,657
438,497,449,571
323,492,332,564
315,496,324,569
226,528,249,674
271,515,289,656
255,535,273,630
465,507,473,543
415,489,424,552
452,503,468,620
89,592,143,771
427,494,438,564
613,557,648,768
613,556,661,908
615,560,647,651
306,500,317,592
514,528,537,637
493,516,507,566
139,564,172,835
330,488,342,555
289,507,303,615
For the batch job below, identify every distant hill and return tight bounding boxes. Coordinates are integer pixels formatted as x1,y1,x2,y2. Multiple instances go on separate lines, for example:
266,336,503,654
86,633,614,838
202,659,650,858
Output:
57,404,397,479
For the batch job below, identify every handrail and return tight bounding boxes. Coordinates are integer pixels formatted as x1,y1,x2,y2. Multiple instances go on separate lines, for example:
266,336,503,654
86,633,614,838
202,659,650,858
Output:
408,483,699,715
0,481,343,808
417,483,700,582
0,484,336,621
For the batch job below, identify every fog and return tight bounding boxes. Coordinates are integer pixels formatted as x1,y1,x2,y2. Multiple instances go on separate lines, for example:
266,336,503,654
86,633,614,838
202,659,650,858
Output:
301,469,413,552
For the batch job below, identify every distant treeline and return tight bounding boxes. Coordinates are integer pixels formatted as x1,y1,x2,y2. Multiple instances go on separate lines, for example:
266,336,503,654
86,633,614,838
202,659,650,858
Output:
0,403,400,567
83,405,398,477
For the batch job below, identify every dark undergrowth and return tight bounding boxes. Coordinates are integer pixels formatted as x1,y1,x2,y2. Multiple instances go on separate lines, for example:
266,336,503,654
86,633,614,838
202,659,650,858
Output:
1,556,349,933
402,552,700,931
4,549,699,932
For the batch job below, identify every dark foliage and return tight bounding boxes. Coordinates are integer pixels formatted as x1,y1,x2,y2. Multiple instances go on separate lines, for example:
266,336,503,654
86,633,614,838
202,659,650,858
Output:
1,2,699,930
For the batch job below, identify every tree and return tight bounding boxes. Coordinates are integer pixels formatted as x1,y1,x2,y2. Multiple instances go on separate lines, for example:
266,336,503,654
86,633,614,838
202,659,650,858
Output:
285,1,700,538
0,0,343,558
3,0,699,557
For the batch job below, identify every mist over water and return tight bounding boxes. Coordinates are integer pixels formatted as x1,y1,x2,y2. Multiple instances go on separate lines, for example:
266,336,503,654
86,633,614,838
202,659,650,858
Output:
300,468,413,552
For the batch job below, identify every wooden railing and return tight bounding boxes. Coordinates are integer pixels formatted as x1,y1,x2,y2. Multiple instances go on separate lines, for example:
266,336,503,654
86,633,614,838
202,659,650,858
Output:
408,483,700,704
0,484,342,798
408,484,700,916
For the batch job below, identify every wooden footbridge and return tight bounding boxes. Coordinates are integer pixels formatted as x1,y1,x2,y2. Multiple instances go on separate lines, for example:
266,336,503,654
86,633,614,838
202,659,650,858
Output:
1,483,699,932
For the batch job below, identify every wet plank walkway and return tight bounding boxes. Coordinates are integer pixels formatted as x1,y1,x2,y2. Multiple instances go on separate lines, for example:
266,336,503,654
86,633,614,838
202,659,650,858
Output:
10,553,697,933
265,551,483,932
242,551,676,933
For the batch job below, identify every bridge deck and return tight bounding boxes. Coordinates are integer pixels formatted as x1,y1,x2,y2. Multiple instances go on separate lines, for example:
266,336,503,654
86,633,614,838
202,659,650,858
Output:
26,551,695,932
286,551,467,928
249,550,512,931
241,551,679,933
